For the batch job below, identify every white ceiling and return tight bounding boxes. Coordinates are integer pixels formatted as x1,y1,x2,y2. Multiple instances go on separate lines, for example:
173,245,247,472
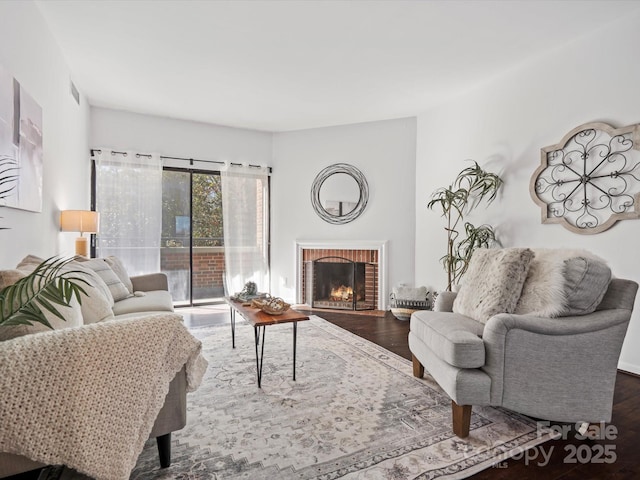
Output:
36,0,640,132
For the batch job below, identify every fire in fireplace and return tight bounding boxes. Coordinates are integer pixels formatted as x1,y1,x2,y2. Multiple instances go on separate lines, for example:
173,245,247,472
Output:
330,285,353,302
305,256,376,310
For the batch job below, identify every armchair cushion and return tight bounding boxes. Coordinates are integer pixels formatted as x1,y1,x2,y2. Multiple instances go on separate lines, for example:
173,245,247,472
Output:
411,310,485,368
453,248,534,323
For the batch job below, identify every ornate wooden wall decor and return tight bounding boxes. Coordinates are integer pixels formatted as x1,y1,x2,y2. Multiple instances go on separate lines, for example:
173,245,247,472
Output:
531,122,640,234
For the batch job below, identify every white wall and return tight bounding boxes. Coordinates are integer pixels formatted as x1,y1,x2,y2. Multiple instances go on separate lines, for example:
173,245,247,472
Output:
91,110,416,308
90,107,272,167
415,11,640,373
271,117,417,306
0,1,90,267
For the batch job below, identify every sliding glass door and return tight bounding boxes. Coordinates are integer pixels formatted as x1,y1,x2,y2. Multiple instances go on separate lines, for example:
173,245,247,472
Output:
94,155,270,307
161,168,225,306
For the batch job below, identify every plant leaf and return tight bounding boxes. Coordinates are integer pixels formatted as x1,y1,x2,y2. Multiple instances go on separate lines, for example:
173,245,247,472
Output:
0,256,86,329
428,160,503,290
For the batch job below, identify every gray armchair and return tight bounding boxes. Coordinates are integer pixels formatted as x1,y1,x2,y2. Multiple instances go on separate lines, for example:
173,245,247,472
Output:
410,271,638,438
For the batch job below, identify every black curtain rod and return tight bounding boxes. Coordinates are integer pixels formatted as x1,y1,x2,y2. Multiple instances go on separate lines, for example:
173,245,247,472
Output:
90,149,272,172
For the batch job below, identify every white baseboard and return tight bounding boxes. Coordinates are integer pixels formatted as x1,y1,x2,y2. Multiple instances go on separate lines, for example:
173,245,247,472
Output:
617,361,640,376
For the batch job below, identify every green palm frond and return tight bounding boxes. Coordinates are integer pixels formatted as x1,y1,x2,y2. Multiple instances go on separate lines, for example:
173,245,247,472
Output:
0,257,89,329
453,161,503,211
0,155,19,231
0,156,19,200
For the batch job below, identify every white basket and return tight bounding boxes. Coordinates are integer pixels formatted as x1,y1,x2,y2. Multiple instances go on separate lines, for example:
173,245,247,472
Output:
389,296,431,321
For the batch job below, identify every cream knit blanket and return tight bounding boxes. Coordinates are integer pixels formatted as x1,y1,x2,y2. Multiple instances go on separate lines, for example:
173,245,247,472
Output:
0,313,208,480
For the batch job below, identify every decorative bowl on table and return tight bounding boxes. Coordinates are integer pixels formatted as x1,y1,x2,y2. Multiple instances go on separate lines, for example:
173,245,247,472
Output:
251,297,291,315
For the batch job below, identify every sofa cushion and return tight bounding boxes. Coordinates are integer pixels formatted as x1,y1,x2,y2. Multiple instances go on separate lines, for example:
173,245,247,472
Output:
515,249,611,317
410,310,485,368
453,248,534,324
112,290,174,316
110,311,182,321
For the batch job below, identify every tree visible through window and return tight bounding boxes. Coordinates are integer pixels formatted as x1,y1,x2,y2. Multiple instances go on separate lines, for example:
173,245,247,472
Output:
161,169,226,305
192,173,224,247
161,171,224,247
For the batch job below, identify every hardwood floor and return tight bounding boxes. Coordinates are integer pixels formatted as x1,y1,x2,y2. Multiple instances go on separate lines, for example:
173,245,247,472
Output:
306,309,640,480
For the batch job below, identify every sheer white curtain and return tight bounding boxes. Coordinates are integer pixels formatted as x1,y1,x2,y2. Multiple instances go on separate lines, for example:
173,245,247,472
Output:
220,165,270,295
94,149,162,276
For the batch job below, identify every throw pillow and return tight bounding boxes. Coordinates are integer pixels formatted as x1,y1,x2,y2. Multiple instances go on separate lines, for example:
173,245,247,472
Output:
64,261,115,324
515,249,611,317
0,270,83,341
80,258,131,302
15,254,45,273
0,298,83,341
453,247,534,324
0,269,27,290
561,256,611,316
104,256,134,294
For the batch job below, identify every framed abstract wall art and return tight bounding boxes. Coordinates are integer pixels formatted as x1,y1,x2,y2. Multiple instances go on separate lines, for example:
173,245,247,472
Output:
0,62,43,213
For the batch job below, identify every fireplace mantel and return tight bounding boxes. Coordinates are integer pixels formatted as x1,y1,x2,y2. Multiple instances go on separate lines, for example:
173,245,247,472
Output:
295,240,388,310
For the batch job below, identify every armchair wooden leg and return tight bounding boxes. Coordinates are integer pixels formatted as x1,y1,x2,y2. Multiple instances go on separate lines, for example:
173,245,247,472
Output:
452,401,472,438
156,433,172,468
412,354,424,378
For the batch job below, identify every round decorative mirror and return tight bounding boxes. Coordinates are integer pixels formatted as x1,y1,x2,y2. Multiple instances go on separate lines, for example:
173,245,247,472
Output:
310,163,369,224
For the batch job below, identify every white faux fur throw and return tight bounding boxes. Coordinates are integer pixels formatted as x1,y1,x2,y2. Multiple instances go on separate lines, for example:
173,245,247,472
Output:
514,248,605,317
0,313,207,480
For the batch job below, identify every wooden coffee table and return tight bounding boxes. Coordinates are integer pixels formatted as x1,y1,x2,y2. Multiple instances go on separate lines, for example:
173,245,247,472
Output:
226,299,310,388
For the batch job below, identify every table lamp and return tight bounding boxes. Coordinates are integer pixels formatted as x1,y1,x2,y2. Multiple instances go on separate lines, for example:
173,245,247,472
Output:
60,210,100,257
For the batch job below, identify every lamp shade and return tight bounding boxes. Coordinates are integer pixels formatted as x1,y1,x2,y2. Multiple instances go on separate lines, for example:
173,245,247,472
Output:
60,210,100,234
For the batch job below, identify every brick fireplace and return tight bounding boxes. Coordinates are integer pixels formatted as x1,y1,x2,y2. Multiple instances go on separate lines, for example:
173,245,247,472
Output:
295,240,387,310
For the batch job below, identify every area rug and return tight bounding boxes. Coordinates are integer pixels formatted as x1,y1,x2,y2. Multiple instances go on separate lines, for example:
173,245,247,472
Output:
130,316,555,479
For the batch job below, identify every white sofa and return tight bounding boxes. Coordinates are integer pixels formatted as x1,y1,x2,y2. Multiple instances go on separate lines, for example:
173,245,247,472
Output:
0,255,193,478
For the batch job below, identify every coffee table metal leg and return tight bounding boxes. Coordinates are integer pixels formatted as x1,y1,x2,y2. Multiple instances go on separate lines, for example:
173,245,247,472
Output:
254,325,266,388
230,307,236,349
293,322,297,381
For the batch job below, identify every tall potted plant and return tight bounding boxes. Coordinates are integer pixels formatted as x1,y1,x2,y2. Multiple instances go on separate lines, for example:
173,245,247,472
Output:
427,161,503,291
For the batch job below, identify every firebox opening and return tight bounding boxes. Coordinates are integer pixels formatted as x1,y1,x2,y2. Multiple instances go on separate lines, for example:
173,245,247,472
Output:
309,257,375,311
